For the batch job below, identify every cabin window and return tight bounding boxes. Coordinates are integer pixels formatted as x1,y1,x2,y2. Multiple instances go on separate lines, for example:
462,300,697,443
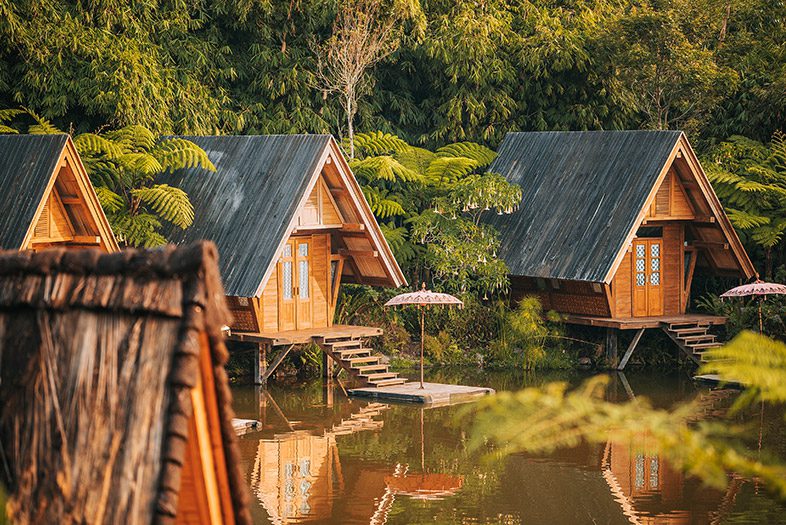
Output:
535,278,547,291
635,245,646,287
649,242,661,286
550,279,560,290
283,262,293,299
298,242,309,299
636,226,663,238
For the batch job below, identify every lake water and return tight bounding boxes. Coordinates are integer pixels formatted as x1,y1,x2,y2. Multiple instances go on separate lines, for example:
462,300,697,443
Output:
231,369,786,524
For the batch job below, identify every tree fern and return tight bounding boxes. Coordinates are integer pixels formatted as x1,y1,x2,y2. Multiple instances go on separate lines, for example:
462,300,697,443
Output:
395,146,436,173
94,187,124,213
362,186,406,218
23,108,62,134
436,141,496,168
425,156,479,185
74,133,124,158
350,155,421,183
0,109,23,134
105,125,157,152
111,213,167,248
152,138,216,172
727,208,770,230
131,184,195,229
352,131,410,157
119,152,164,177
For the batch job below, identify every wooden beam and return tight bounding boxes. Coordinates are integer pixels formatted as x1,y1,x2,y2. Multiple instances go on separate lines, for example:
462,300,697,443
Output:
618,328,645,370
341,223,365,232
338,248,378,258
329,187,346,196
693,216,716,224
59,196,82,205
261,344,295,383
70,235,101,245
691,240,729,250
605,329,619,368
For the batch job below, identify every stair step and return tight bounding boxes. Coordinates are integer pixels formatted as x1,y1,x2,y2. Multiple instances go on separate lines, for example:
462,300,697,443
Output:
370,378,408,387
347,356,381,365
336,348,371,357
363,372,397,381
689,342,723,350
355,364,388,373
679,334,717,342
669,322,709,330
673,327,709,335
330,340,364,349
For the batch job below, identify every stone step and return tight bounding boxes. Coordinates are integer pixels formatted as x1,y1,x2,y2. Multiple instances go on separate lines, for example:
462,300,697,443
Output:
363,372,398,381
369,377,408,387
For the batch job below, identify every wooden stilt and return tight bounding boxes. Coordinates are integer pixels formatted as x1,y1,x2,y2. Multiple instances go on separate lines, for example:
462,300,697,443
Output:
261,344,294,384
605,328,619,368
322,347,333,379
618,328,646,370
253,343,264,385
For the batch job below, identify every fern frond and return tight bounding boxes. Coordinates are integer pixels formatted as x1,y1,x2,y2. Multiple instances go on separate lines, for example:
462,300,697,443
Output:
94,186,125,213
727,208,770,230
362,186,406,218
0,125,18,134
350,155,421,183
152,138,216,173
353,131,410,157
436,142,496,168
0,109,23,123
425,156,479,185
105,125,156,152
74,133,123,158
131,184,194,229
119,153,164,176
24,107,62,134
395,146,437,174
110,212,165,248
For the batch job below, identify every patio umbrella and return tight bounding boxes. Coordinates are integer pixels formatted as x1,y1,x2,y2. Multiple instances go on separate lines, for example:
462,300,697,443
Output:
720,279,786,334
384,283,463,389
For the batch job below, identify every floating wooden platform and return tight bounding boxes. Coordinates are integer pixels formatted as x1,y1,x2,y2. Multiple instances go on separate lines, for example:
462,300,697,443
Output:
228,324,383,346
563,313,727,330
693,374,744,389
349,382,495,406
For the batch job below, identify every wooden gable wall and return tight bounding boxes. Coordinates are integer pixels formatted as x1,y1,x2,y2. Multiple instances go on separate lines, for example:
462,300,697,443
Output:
22,140,118,253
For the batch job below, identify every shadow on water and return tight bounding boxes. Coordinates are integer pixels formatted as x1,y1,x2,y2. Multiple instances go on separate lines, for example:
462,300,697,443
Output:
231,369,786,525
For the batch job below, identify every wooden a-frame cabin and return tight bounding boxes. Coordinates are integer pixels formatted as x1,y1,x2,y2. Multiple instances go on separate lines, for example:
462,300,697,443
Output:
486,131,755,367
0,242,251,525
0,134,118,252
160,135,407,385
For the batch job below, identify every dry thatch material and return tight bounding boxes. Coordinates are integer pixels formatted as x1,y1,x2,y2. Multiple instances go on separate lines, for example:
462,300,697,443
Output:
0,242,251,525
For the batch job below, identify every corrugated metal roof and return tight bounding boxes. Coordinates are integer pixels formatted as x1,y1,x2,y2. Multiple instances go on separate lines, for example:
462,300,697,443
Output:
159,135,332,297
485,131,682,282
0,134,68,249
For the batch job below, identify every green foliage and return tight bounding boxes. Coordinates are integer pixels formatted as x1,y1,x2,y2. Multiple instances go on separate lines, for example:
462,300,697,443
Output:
706,131,786,277
466,332,786,498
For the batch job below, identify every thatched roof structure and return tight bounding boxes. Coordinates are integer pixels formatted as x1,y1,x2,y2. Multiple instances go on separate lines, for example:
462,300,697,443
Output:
0,242,251,524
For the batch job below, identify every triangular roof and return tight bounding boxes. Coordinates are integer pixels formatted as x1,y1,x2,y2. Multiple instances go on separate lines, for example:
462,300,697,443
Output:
0,134,118,251
159,135,406,297
486,131,754,283
0,242,251,525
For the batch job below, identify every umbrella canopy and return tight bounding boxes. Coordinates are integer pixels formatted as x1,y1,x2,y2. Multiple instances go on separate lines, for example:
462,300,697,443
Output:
720,279,786,334
720,280,786,298
384,284,463,388
384,286,464,307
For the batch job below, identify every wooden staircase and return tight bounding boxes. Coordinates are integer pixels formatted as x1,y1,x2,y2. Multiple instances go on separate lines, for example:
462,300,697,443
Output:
318,336,407,388
661,321,723,364
329,402,389,435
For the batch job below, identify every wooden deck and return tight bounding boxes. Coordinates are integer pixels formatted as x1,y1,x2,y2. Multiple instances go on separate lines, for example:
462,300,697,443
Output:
349,382,495,406
563,313,727,330
228,324,383,346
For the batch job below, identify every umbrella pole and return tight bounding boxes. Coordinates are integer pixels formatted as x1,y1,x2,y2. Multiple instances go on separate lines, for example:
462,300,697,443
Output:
420,305,425,389
759,298,764,335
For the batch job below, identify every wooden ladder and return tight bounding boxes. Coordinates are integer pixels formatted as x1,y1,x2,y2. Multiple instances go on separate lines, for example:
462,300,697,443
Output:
661,321,722,365
317,337,407,388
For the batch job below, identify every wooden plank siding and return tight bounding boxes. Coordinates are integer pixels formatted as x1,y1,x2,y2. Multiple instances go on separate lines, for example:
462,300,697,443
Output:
510,277,611,317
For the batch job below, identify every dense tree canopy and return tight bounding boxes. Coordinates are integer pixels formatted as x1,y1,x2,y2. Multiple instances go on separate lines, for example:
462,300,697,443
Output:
1,0,783,146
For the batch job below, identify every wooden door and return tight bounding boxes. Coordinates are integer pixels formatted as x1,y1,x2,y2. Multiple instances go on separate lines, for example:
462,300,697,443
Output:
294,238,313,329
632,239,664,317
277,240,296,331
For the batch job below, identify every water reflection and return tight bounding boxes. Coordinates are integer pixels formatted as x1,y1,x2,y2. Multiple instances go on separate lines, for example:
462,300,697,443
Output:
232,371,786,525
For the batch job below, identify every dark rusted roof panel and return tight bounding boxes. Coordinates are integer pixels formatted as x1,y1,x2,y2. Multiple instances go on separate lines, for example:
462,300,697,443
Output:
486,131,682,282
0,134,68,249
159,135,332,297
